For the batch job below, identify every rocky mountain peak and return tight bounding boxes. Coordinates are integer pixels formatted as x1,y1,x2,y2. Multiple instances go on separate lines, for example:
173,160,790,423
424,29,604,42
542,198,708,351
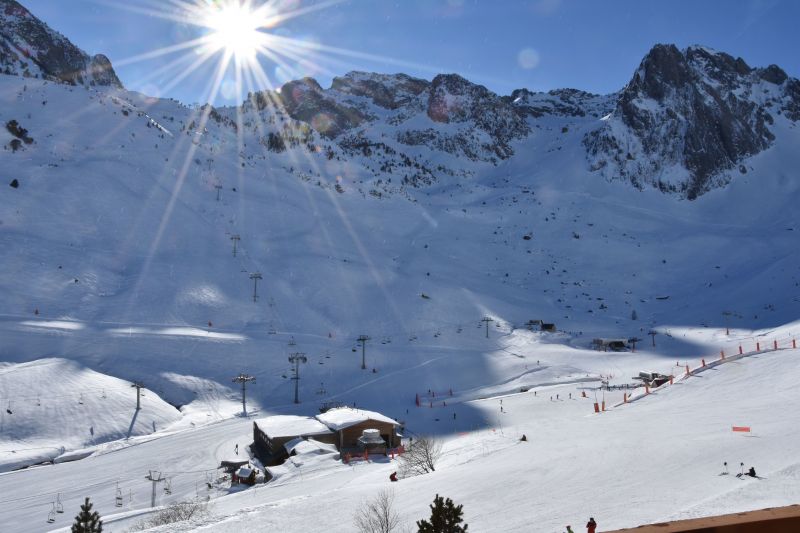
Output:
0,0,122,88
427,73,491,123
273,77,365,138
331,71,429,109
507,87,613,118
585,43,798,198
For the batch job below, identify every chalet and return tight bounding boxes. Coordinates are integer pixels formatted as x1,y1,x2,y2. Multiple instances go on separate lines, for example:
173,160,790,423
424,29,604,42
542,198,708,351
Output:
315,407,401,453
252,415,335,466
252,407,401,466
592,338,629,351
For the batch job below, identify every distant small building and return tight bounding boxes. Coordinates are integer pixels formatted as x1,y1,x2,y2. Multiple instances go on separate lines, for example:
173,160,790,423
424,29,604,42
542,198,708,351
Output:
252,415,335,466
634,371,672,387
592,338,628,351
541,323,556,332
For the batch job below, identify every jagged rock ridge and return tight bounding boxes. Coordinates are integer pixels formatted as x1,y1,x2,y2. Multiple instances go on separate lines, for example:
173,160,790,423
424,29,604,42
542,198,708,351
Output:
0,0,122,88
584,44,800,198
1,0,797,200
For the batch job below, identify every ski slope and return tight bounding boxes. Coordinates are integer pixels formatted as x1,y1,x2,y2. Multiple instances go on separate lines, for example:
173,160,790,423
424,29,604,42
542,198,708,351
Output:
0,358,181,472
0,329,796,532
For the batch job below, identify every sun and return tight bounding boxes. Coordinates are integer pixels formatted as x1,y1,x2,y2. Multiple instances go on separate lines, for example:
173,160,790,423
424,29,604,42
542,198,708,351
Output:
203,1,268,59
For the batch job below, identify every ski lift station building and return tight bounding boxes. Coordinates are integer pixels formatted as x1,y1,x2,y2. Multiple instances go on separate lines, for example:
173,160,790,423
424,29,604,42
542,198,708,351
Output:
252,407,401,465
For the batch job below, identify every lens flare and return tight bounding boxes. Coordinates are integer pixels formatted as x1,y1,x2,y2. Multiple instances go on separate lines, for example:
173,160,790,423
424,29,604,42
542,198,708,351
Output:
203,1,265,59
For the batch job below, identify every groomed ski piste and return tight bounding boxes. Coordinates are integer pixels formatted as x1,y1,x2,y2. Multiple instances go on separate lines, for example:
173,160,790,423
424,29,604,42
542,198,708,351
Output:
1,59,800,531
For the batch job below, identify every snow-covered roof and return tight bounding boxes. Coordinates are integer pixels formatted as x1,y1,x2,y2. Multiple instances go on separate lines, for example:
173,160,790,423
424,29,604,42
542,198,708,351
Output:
254,415,333,438
284,437,339,455
315,407,398,431
236,466,255,477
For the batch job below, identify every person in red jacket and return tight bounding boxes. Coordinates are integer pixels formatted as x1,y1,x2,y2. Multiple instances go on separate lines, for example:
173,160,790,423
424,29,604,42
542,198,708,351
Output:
586,517,597,533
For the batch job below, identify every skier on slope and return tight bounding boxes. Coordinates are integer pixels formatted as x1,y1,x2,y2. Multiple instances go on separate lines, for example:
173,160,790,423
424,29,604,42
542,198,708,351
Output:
586,517,597,533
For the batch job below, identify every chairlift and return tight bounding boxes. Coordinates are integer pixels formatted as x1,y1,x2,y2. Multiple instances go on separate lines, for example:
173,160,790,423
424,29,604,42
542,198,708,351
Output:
5,401,11,415
115,483,123,507
56,493,64,513
78,394,84,405
36,396,41,407
164,478,172,495
101,389,106,399
47,503,55,523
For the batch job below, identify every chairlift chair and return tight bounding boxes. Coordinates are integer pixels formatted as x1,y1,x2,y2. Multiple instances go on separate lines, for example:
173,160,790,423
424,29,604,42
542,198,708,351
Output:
47,503,55,523
55,493,64,513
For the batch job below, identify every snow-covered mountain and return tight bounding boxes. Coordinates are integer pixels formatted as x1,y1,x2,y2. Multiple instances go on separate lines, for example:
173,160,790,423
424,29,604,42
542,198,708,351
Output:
585,44,800,198
0,0,121,88
240,45,800,198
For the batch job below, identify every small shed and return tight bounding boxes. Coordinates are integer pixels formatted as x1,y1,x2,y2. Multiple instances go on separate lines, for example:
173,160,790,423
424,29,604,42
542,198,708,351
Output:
252,415,335,465
315,407,400,452
541,323,556,332
232,464,258,485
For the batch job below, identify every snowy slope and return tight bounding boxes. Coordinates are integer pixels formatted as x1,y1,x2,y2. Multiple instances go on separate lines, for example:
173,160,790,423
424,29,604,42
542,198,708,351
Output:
0,327,796,532
0,358,181,472
1,69,799,471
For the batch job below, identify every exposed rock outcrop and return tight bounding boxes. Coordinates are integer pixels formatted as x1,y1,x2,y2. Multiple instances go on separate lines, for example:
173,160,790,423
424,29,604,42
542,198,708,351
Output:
0,0,122,88
584,44,798,198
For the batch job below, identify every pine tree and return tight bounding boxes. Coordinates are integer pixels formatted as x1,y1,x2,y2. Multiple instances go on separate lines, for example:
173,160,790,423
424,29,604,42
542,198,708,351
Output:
71,497,103,533
416,494,468,533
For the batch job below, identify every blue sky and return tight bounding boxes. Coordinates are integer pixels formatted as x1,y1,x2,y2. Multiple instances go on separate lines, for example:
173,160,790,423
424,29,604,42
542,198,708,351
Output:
23,0,800,105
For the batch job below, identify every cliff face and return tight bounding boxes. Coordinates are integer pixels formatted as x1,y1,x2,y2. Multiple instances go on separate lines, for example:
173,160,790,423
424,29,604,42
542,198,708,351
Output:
584,44,799,198
0,0,122,88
